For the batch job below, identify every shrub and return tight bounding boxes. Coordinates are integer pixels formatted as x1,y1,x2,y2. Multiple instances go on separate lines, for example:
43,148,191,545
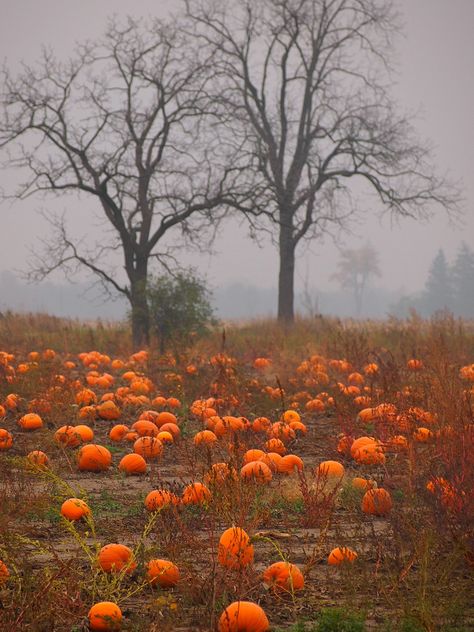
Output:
147,270,216,353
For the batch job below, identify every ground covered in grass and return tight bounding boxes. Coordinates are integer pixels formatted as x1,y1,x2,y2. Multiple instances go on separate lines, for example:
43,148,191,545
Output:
0,312,473,631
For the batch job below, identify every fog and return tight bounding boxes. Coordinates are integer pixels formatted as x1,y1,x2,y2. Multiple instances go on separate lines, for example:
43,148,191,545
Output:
1,0,473,319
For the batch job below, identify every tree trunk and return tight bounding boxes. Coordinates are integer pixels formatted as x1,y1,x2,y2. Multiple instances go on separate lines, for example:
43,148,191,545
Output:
278,217,296,323
130,263,150,350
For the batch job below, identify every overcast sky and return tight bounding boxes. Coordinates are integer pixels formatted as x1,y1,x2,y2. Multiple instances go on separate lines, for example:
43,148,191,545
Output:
1,0,473,299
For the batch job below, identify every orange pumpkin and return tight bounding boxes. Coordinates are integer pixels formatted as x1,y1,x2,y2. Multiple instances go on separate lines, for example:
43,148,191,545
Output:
240,461,273,482
77,444,112,472
278,454,304,473
205,462,238,484
27,450,49,467
351,477,375,491
61,498,91,521
118,453,147,475
289,420,307,434
218,527,254,569
97,400,121,421
243,449,266,464
146,559,180,587
98,544,136,574
159,422,180,438
262,561,304,591
75,388,97,406
361,488,393,516
350,436,377,458
181,482,211,505
0,560,9,585
55,425,82,448
253,357,271,370
193,430,218,446
218,601,269,632
0,429,13,450
109,424,129,442
252,417,272,432
316,460,345,479
88,601,122,631
73,424,94,442
18,412,43,431
157,430,174,444
282,410,300,424
156,411,178,427
131,419,159,437
145,490,179,511
328,546,358,565
352,442,386,465
78,405,97,421
133,436,163,460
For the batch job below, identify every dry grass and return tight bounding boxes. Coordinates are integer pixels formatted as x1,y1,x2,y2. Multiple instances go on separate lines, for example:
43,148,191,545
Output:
0,312,473,631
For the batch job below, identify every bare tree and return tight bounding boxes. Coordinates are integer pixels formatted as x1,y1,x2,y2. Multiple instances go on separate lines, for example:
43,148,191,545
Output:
185,0,459,323
332,242,381,315
0,17,247,347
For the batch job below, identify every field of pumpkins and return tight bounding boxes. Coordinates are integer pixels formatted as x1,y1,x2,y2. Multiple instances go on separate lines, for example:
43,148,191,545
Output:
0,314,473,631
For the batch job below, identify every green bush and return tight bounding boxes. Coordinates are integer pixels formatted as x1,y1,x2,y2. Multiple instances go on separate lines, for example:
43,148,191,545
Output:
147,270,216,352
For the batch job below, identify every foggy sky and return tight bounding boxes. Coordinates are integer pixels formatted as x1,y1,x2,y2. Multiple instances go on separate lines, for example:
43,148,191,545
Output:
1,0,473,306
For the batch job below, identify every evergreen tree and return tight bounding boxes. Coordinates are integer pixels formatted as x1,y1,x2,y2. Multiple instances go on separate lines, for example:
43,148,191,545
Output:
451,242,474,317
423,249,453,314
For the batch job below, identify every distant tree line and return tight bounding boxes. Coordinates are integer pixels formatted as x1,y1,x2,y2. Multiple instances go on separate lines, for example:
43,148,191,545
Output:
391,242,474,318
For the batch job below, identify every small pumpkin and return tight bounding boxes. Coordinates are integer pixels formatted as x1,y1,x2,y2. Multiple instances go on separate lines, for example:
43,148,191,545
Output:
0,429,13,450
88,601,122,631
193,430,218,446
18,412,43,431
181,482,211,505
96,400,121,421
61,498,91,521
0,560,9,585
327,546,358,565
262,561,304,591
146,559,180,587
27,450,49,467
97,544,136,574
145,489,179,511
54,425,82,448
109,424,129,442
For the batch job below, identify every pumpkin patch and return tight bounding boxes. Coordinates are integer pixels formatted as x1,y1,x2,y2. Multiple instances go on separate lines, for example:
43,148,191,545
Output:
0,316,472,630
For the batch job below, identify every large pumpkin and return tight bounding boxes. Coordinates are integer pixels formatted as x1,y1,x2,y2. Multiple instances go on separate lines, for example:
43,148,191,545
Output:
218,601,269,632
361,488,393,516
77,444,112,472
218,527,254,569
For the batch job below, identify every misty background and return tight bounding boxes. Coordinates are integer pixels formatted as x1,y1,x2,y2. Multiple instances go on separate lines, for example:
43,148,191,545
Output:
1,0,473,321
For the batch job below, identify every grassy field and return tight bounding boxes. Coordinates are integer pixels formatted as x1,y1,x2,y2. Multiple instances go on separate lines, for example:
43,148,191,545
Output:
0,311,472,631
